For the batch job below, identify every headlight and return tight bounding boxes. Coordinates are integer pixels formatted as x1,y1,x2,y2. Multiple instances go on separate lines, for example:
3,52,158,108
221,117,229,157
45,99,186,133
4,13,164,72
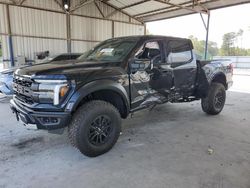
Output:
33,79,70,105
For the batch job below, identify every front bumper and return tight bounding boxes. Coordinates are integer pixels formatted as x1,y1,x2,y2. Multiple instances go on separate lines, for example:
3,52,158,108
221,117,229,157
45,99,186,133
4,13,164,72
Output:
10,99,71,130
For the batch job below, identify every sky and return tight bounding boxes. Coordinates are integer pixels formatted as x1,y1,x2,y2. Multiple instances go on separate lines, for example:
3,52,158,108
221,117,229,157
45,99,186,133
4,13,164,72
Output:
146,3,250,49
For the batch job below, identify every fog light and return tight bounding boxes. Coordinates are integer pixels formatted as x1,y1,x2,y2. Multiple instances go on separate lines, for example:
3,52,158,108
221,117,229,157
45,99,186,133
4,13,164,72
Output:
38,117,59,125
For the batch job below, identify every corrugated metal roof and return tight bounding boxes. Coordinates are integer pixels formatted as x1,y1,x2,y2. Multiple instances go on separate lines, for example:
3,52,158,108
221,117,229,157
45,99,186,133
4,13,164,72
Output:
0,0,12,3
102,0,250,22
123,1,169,16
72,1,136,23
141,0,250,22
1,0,250,23
22,0,63,12
108,0,143,8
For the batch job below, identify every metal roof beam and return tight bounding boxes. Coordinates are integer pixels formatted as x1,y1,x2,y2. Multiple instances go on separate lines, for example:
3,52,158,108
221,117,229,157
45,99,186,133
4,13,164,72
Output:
193,0,209,12
141,0,227,22
9,0,17,4
134,0,193,17
18,0,26,5
121,0,150,10
94,0,105,18
105,0,150,18
154,0,208,14
70,0,94,13
101,1,143,23
53,0,65,11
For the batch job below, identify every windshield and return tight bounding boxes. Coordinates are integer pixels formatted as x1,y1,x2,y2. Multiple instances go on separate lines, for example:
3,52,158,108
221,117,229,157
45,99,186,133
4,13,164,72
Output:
78,38,139,62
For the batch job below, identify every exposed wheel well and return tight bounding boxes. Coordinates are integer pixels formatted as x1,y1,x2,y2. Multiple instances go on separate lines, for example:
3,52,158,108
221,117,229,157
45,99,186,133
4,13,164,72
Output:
76,90,129,119
212,74,227,89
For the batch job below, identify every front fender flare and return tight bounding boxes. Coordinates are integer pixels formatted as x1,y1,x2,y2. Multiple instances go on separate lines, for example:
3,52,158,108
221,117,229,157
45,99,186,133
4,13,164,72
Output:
66,80,130,114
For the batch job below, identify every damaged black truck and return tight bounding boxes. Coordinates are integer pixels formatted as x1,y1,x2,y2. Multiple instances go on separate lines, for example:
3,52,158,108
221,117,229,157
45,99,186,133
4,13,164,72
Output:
10,36,233,157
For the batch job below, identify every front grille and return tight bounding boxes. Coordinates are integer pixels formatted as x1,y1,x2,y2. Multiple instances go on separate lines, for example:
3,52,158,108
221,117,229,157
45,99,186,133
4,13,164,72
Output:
13,77,32,87
13,75,34,104
15,93,34,104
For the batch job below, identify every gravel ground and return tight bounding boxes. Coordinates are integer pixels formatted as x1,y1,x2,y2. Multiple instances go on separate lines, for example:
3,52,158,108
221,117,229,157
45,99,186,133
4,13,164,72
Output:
0,75,249,188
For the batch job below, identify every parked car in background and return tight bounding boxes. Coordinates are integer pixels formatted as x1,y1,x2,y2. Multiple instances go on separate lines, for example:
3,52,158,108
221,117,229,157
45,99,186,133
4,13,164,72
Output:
0,65,27,95
0,53,82,95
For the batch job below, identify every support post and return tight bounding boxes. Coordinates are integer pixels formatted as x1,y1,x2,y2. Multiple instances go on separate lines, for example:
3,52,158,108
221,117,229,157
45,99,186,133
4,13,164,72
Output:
6,4,15,67
200,12,210,60
204,13,210,60
111,21,114,38
66,13,71,53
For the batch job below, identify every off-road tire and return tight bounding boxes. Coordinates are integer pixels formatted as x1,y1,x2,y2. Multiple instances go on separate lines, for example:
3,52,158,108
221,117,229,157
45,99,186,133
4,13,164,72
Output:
201,83,226,115
68,100,121,157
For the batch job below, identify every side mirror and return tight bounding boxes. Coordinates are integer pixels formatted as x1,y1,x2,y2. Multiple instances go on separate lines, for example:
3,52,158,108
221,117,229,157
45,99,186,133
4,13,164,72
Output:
130,59,151,72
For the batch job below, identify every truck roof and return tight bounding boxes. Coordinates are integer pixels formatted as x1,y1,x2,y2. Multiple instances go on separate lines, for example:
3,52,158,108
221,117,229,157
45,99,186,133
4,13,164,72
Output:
112,35,192,42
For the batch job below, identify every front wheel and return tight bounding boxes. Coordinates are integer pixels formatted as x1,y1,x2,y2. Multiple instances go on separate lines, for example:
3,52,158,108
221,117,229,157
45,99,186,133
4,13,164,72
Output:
201,83,226,115
68,100,121,157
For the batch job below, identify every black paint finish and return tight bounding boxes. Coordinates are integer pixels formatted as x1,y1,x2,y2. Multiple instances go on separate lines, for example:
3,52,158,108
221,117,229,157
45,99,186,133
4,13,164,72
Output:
10,35,233,130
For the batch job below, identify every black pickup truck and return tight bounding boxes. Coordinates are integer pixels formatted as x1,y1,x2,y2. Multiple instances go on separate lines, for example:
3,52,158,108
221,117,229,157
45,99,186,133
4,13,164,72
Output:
10,36,233,157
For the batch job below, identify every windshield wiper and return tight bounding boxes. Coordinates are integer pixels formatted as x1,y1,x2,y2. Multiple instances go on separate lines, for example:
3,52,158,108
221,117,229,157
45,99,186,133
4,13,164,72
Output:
86,57,98,61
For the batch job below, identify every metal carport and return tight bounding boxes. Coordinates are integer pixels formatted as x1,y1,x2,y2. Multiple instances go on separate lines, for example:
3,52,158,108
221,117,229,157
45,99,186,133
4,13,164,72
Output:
1,0,250,67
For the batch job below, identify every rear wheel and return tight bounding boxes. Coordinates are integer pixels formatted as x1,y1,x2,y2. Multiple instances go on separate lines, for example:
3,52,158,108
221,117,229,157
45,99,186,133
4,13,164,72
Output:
201,83,226,115
68,100,121,157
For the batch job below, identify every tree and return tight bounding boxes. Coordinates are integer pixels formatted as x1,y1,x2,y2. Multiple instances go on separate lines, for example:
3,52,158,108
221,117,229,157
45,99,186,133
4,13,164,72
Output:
219,29,250,56
236,29,243,50
188,35,219,59
220,32,237,56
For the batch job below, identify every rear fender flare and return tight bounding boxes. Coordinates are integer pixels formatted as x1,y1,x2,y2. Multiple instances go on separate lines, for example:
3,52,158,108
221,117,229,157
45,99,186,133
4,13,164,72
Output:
209,72,227,89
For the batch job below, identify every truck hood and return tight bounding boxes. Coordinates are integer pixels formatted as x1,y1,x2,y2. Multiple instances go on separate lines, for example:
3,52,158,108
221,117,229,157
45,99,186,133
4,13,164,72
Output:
0,65,29,75
15,60,124,79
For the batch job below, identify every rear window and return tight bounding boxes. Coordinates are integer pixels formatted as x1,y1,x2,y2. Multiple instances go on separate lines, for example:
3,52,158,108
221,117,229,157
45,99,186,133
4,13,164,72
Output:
167,40,192,63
